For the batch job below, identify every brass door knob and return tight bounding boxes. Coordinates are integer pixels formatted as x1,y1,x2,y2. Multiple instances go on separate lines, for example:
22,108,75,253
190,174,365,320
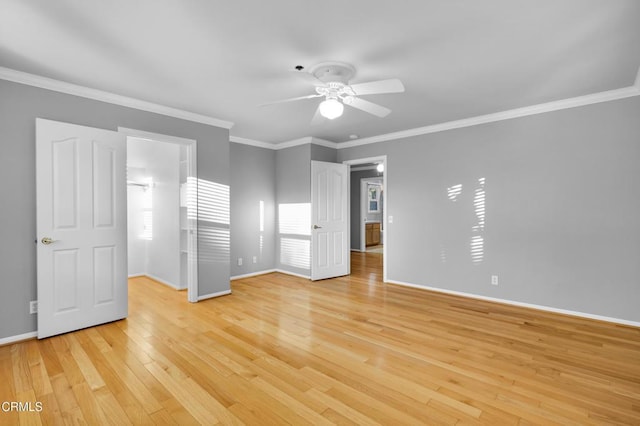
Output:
41,237,56,245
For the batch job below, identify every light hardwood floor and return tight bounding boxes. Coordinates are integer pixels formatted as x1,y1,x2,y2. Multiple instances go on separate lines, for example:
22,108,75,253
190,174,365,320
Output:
1,252,639,425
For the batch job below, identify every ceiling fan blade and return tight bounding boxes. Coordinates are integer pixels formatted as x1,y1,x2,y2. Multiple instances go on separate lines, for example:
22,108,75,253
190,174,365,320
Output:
349,78,404,96
346,97,391,117
260,93,322,107
310,104,326,126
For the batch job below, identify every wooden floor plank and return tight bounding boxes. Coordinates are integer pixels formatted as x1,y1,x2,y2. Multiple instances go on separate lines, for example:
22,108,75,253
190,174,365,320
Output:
1,252,639,424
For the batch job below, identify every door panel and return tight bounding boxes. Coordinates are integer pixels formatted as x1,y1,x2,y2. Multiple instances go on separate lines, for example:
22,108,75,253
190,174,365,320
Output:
37,118,127,339
311,161,349,280
52,138,79,229
53,249,79,312
93,246,116,305
93,141,116,228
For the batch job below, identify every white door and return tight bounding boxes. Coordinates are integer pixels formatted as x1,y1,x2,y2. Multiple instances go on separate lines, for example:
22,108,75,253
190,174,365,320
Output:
311,161,349,280
36,118,128,339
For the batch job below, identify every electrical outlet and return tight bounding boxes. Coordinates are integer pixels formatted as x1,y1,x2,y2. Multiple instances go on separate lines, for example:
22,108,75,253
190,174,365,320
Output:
252,256,257,264
29,301,37,314
237,258,243,266
491,275,499,286
388,215,393,224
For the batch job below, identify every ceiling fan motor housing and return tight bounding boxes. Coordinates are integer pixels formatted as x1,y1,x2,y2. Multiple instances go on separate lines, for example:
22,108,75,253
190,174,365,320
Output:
310,61,356,85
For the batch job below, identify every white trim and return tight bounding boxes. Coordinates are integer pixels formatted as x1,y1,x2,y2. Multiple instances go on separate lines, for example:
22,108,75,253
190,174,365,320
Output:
344,156,388,282
350,165,377,172
121,127,199,302
229,135,275,149
274,269,311,280
336,85,640,149
343,156,386,166
128,273,145,279
0,66,234,129
275,137,313,150
350,248,363,252
119,127,196,145
229,135,339,151
229,72,640,151
310,137,339,149
198,290,232,301
145,274,183,290
231,269,277,280
0,332,38,346
386,279,640,328
361,177,384,251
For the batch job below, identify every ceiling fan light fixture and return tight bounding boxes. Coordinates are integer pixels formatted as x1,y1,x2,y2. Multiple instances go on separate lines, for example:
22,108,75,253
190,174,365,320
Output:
319,98,344,119
376,163,384,173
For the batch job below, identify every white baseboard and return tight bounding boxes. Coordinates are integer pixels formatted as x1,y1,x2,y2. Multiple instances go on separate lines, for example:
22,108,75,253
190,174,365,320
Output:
350,248,363,252
0,331,38,346
385,279,640,328
275,269,311,280
198,289,232,301
145,273,184,290
231,269,277,280
128,273,145,278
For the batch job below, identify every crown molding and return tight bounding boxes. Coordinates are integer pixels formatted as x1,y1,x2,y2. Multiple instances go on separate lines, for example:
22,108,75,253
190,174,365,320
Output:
11,64,634,150
310,137,339,149
119,127,196,145
275,136,313,150
0,66,234,129
229,135,339,151
229,135,275,149
336,84,640,149
230,80,640,152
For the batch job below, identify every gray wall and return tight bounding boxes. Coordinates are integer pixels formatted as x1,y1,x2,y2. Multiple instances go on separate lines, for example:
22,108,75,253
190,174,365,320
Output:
0,79,230,339
350,169,383,250
230,143,276,277
310,143,337,162
273,143,339,276
338,96,640,323
275,144,312,276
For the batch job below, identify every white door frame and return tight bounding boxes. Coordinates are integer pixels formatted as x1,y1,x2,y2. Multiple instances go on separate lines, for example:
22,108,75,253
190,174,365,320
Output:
361,177,383,251
343,156,388,282
118,127,199,303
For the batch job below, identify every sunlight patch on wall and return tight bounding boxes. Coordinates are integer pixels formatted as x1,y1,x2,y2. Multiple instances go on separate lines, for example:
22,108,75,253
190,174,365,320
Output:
472,177,486,232
185,176,198,221
447,184,462,201
440,244,448,263
278,203,311,235
470,235,484,263
470,177,486,264
198,226,230,263
194,179,230,224
280,238,311,270
259,200,265,255
187,178,230,264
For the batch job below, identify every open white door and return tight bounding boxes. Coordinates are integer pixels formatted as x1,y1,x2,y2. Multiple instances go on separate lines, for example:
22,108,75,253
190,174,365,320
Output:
36,118,127,339
311,160,349,280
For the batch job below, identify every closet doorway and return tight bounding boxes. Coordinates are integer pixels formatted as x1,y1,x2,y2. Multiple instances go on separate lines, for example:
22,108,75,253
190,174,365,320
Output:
120,128,198,302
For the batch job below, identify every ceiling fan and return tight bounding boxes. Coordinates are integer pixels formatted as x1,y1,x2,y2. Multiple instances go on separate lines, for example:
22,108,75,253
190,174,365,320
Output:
263,62,405,124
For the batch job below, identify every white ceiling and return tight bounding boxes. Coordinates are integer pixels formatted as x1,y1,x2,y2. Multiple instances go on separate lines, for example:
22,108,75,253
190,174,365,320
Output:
1,0,639,144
